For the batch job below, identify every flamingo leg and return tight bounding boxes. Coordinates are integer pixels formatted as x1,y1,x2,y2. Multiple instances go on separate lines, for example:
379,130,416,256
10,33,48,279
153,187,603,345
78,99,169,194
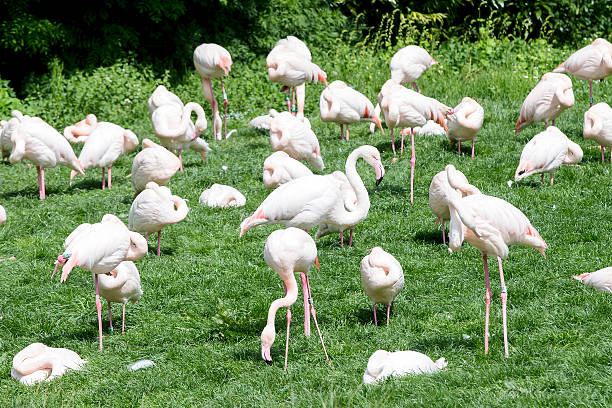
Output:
550,172,554,185
304,274,330,364
122,302,126,335
410,129,415,203
220,76,228,139
291,88,296,116
435,217,440,228
589,80,594,107
391,128,396,154
299,272,310,336
94,273,103,350
386,302,391,326
349,228,354,247
285,88,291,113
107,300,113,332
102,167,106,190
458,140,461,154
552,119,556,127
178,149,183,172
541,173,544,184
41,167,46,200
471,138,475,158
400,130,405,155
441,219,446,245
201,78,221,141
483,253,492,355
545,120,548,129
340,230,344,247
346,125,350,141
602,146,605,163
373,303,378,326
108,167,112,189
156,230,161,257
497,256,509,358
340,124,344,140
37,166,43,200
284,307,291,372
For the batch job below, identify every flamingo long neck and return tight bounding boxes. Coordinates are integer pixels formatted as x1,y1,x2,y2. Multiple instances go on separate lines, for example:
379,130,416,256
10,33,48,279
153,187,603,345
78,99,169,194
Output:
266,273,298,330
183,103,205,130
169,196,189,223
334,149,371,226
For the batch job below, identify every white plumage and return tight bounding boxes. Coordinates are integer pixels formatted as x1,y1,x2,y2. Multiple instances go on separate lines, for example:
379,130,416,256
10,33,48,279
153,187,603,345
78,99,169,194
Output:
199,184,246,208
263,150,313,189
554,38,612,82
131,139,181,194
314,171,359,246
583,102,612,163
269,110,324,171
63,113,98,143
447,97,484,157
0,205,5,226
389,45,438,87
573,267,612,292
11,343,86,386
363,350,447,385
98,260,143,334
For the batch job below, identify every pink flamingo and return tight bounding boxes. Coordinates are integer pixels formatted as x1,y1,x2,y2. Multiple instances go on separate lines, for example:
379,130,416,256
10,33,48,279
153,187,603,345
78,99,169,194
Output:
11,343,86,385
447,97,484,157
193,43,232,140
199,184,246,208
553,38,612,106
573,267,612,292
515,126,583,185
583,102,612,163
314,171,358,247
240,145,384,238
98,261,142,334
390,45,438,93
1,119,11,159
0,205,5,226
363,350,447,384
269,110,324,171
128,182,189,256
260,227,329,370
131,139,181,195
263,151,313,189
445,165,548,357
515,72,575,135
69,119,139,189
51,214,148,350
63,114,98,143
5,112,84,200
319,80,383,141
377,79,451,202
429,166,481,246
360,247,404,326
266,36,328,118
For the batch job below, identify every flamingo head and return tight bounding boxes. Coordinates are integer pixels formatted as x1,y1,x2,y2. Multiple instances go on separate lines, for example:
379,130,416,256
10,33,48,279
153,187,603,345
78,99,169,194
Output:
364,105,384,135
360,145,385,186
217,56,232,75
317,71,328,87
431,57,438,66
260,323,276,364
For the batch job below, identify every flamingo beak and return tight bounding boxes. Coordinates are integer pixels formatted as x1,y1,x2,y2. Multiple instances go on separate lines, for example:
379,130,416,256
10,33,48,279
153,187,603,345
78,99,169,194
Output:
432,58,438,65
261,344,272,364
69,170,77,186
374,160,385,186
318,73,328,87
373,116,384,135
537,248,547,258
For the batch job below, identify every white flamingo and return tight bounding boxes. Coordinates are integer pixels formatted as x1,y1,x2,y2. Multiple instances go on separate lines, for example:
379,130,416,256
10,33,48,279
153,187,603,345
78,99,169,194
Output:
11,343,86,385
199,184,246,208
269,110,324,171
447,97,484,157
98,260,142,334
131,139,181,194
583,102,612,163
262,151,313,189
363,350,447,385
572,267,612,292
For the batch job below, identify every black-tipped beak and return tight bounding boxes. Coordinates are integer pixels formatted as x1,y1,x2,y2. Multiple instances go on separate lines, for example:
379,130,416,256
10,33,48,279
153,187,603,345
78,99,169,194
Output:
376,176,383,186
264,359,272,365
518,170,525,175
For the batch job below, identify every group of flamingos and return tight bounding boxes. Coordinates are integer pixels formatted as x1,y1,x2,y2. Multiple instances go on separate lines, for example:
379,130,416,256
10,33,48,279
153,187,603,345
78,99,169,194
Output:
3,35,612,383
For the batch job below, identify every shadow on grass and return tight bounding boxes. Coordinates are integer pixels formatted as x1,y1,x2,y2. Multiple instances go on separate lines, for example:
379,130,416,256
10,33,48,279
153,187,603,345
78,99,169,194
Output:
413,229,445,246
0,186,64,200
369,183,408,195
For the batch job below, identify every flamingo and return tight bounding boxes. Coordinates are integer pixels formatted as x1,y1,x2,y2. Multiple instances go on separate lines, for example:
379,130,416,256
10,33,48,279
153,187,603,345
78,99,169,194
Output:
390,45,438,92
199,184,246,208
363,350,447,385
319,80,383,141
240,145,384,238
583,102,612,163
98,261,142,334
314,171,358,246
269,110,324,171
128,182,189,256
263,151,313,189
447,97,484,157
68,119,139,189
377,79,451,202
131,139,181,195
51,214,148,350
360,247,404,326
572,267,612,292
63,114,98,143
429,166,481,246
515,72,575,135
1,119,10,159
553,38,612,106
5,112,84,200
266,36,328,118
11,343,86,385
0,205,5,226
193,43,232,140
147,84,183,114
445,165,548,357
260,227,329,370
515,126,583,185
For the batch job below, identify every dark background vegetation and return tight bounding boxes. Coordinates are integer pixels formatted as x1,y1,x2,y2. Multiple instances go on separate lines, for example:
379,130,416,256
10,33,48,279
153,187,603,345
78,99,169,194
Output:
1,0,611,98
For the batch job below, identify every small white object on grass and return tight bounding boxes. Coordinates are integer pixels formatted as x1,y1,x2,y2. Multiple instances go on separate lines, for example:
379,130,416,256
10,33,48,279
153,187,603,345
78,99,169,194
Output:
363,350,447,385
222,165,228,171
128,360,156,371
463,334,471,340
507,180,513,187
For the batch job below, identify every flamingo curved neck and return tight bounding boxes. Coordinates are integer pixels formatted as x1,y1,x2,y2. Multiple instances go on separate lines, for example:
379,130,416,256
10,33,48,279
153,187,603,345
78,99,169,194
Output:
266,274,298,328
334,149,371,226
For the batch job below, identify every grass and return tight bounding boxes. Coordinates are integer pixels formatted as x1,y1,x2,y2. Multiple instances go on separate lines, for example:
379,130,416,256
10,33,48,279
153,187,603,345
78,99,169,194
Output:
1,40,611,407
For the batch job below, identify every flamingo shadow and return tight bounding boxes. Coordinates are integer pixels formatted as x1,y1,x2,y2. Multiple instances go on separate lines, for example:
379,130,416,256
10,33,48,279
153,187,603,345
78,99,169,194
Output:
413,229,446,246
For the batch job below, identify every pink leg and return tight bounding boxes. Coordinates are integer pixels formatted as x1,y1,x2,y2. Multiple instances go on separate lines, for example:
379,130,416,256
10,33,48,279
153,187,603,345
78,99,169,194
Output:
471,138,475,158
291,88,296,116
441,219,446,245
300,272,310,336
391,128,396,154
434,217,440,228
386,303,391,326
178,149,183,172
483,253,492,355
340,230,344,247
304,274,330,364
37,166,43,200
108,167,112,189
220,76,228,139
285,88,291,113
602,146,605,164
102,167,106,190
145,232,149,241
545,120,548,129
94,273,103,350
540,173,544,184
284,307,291,371
201,78,221,141
122,302,126,335
550,172,554,185
400,130,404,155
40,167,45,200
410,129,415,203
590,80,594,107
346,125,350,141
107,300,113,331
372,303,378,326
349,228,354,247
340,124,344,140
497,256,509,358
156,230,161,257
458,140,461,154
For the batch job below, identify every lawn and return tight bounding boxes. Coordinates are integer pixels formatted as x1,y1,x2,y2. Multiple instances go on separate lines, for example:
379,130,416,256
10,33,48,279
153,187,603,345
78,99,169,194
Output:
0,40,611,407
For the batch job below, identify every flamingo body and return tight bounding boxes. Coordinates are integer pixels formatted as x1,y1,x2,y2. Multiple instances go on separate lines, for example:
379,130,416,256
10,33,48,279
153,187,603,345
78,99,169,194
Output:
583,102,612,161
0,205,5,226
553,38,612,82
390,46,437,86
98,260,142,333
263,150,313,189
447,97,484,156
269,110,324,171
131,139,181,194
363,350,447,385
199,184,246,208
11,343,86,385
63,114,98,143
572,267,612,292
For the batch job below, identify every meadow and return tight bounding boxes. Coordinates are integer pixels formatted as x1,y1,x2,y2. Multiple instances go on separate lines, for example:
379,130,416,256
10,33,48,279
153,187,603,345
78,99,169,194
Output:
0,38,611,407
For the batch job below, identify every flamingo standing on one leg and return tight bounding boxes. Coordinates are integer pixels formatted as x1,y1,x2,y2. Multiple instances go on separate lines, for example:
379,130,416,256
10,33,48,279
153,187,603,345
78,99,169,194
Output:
51,214,148,350
193,43,232,141
129,182,189,256
583,102,612,164
260,227,329,370
445,165,548,357
98,261,142,334
514,126,583,185
553,38,612,107
447,97,484,157
319,80,383,141
5,112,84,199
360,247,404,326
515,73,575,135
377,79,451,202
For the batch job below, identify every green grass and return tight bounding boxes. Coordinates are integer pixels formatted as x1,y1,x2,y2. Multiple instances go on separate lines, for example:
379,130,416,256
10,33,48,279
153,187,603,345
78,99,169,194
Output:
1,40,611,407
